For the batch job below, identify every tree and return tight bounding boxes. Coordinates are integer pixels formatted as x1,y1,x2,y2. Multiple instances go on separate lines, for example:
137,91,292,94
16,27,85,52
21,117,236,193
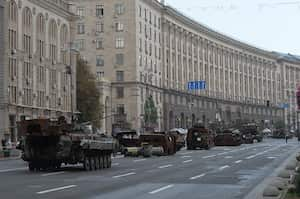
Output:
144,96,158,129
76,59,102,128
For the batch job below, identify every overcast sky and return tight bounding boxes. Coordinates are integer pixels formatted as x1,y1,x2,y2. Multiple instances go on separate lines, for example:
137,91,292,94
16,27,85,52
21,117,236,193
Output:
164,0,300,55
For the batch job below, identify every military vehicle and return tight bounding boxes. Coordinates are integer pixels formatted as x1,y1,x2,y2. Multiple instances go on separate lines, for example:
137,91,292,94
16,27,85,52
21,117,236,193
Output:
113,131,141,154
214,129,242,146
18,117,117,171
240,123,263,143
169,128,187,151
187,124,214,150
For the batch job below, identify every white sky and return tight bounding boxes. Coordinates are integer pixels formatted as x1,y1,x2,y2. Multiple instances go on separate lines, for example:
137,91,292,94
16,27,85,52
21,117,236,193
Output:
164,0,300,55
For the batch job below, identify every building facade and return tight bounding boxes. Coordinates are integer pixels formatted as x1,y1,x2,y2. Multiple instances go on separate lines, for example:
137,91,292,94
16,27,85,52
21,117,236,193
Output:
0,0,77,147
69,0,299,133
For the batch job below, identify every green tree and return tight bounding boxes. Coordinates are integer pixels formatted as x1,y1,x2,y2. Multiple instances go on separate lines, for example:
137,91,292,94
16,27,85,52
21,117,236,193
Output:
144,96,158,127
76,59,102,128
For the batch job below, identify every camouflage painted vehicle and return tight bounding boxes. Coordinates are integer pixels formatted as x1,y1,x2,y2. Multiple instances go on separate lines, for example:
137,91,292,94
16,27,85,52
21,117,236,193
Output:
187,124,214,150
18,118,117,171
240,123,263,143
215,129,242,146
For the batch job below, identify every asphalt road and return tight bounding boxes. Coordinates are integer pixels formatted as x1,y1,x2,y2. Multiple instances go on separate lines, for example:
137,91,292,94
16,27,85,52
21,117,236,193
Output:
0,138,299,199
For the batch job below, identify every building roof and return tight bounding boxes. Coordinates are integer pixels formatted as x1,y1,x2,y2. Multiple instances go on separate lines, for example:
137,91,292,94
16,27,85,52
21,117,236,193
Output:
272,52,300,63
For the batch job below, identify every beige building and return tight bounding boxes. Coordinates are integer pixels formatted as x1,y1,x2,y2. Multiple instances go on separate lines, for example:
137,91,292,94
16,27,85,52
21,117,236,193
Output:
68,0,300,133
0,0,77,147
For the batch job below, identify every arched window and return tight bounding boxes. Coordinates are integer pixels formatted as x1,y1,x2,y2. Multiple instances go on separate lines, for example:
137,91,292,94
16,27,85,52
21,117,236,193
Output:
49,19,58,62
36,14,45,58
60,24,68,64
8,0,17,23
8,0,17,50
22,7,32,54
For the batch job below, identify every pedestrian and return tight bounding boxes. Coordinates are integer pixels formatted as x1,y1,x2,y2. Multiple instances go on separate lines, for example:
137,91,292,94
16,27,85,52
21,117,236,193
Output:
285,134,288,144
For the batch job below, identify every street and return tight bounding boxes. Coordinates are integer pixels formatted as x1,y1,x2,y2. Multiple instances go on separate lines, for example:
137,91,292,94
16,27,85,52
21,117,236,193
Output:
0,138,299,199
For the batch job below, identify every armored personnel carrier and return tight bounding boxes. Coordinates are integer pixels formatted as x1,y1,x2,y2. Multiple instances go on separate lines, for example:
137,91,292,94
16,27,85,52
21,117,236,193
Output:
17,117,117,171
215,129,242,146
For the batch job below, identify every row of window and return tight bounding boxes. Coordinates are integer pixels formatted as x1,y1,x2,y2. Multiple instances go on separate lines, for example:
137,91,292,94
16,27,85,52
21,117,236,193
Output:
96,53,124,67
76,37,125,50
76,3,124,18
138,5,161,29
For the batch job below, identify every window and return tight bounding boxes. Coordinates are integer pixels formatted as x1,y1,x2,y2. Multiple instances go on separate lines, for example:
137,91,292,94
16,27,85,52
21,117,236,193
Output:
76,39,85,50
116,71,124,81
116,87,124,98
115,37,124,49
77,23,85,34
96,22,104,33
115,4,124,15
139,5,142,17
96,55,104,66
96,39,103,49
96,71,104,80
139,22,142,33
116,54,124,65
115,22,124,32
116,104,125,114
76,7,85,17
96,5,104,17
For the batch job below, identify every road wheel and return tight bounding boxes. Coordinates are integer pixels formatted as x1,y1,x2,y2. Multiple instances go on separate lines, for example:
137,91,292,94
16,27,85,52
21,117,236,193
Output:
103,155,108,168
99,155,104,169
95,156,100,170
28,162,35,171
90,156,95,170
84,156,91,171
107,155,111,168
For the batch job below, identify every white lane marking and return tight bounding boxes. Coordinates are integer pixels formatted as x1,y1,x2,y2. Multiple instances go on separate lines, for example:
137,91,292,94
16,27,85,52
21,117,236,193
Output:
190,173,206,180
218,152,228,155
133,159,146,162
112,155,124,159
235,160,242,164
41,171,65,177
253,149,257,151
219,165,230,171
36,185,77,194
223,148,231,151
179,151,193,155
112,172,136,178
158,164,173,169
183,159,193,163
149,184,174,194
181,155,192,158
112,163,120,166
246,155,256,159
225,156,233,159
267,157,276,159
203,155,216,159
0,167,27,173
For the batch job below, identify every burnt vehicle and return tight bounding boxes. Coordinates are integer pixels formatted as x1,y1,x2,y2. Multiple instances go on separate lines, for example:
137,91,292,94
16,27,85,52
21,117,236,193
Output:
169,128,187,151
186,124,214,150
240,123,263,143
214,129,242,146
113,131,141,154
272,128,292,139
18,117,117,171
139,132,177,155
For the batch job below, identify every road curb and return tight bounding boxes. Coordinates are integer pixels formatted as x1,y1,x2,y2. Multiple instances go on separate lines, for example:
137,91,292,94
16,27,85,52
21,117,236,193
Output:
244,146,300,199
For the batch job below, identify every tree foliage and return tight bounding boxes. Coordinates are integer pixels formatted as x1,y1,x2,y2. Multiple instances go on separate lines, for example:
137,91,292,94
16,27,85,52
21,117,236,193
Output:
144,96,158,127
76,59,102,128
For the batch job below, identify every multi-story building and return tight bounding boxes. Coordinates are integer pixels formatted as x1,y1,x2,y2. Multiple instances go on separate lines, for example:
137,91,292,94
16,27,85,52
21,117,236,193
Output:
69,0,300,134
0,0,77,148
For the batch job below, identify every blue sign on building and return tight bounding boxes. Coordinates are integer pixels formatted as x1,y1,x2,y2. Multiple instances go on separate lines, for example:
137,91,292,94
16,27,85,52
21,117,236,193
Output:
188,81,206,90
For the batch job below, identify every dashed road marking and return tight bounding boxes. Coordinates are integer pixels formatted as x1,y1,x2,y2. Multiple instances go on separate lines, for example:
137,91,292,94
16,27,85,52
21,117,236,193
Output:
112,163,120,166
112,172,136,178
218,152,228,155
246,155,256,159
181,155,192,158
203,155,216,159
235,160,242,164
0,167,27,173
36,185,77,194
183,159,193,163
219,165,230,171
112,155,124,159
267,157,276,159
149,184,174,194
225,156,233,159
158,164,173,169
133,159,146,162
179,151,194,155
41,171,65,177
190,173,206,180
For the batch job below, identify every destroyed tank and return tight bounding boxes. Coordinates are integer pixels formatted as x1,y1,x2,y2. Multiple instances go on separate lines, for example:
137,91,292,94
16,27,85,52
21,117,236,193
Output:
187,124,214,150
17,117,117,171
